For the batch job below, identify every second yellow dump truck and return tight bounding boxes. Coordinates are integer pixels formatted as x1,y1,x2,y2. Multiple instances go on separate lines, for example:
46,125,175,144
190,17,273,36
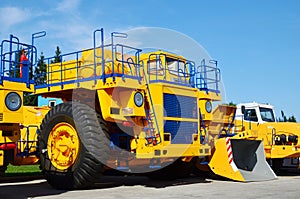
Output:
0,32,49,175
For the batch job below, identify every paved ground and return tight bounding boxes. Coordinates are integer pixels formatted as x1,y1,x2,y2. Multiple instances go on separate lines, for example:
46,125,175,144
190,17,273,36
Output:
0,171,299,199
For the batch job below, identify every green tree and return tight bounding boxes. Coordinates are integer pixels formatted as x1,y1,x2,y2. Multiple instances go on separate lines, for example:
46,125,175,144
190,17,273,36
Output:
23,52,47,106
228,101,236,106
278,110,297,122
288,116,297,122
35,52,47,85
51,46,62,64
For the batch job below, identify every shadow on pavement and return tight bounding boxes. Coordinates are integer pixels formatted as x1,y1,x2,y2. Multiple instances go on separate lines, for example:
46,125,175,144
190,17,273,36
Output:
0,175,210,199
0,179,64,199
1,169,299,199
93,175,211,189
0,173,43,183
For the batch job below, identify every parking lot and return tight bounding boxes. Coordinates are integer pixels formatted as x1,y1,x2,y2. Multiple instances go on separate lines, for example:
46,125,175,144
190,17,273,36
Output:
0,170,299,199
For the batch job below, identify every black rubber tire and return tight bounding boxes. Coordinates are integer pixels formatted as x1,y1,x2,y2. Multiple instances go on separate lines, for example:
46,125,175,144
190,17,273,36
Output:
147,159,194,180
38,102,110,190
270,158,283,174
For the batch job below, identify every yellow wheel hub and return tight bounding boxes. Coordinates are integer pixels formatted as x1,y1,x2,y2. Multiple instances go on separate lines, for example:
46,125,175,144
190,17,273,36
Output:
47,122,80,170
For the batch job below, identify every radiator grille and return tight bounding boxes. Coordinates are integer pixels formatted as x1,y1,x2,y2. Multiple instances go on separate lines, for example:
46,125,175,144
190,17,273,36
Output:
163,93,197,119
164,120,198,144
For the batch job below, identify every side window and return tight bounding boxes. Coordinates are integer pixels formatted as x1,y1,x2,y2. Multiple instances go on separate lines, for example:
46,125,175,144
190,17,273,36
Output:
147,59,164,75
244,109,258,122
167,60,186,77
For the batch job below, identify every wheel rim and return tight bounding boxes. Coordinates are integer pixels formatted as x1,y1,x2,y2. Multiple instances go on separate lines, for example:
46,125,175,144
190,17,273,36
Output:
47,122,80,170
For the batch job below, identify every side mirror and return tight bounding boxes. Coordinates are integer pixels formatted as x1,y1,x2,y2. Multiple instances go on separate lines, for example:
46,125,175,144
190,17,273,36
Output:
241,105,246,114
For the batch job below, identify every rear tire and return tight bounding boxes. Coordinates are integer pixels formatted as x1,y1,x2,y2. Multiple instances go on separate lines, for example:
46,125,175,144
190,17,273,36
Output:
270,158,283,174
38,102,110,190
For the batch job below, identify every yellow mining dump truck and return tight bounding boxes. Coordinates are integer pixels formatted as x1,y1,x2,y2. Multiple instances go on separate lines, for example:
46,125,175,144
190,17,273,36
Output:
0,32,49,175
209,102,300,172
34,29,275,189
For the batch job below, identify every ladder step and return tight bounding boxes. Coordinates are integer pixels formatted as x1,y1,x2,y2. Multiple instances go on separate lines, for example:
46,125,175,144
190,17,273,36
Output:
144,126,156,132
149,165,161,169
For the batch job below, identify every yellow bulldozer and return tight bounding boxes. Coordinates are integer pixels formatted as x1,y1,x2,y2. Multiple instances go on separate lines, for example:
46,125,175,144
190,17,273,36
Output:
208,102,300,173
0,29,276,189
235,102,299,171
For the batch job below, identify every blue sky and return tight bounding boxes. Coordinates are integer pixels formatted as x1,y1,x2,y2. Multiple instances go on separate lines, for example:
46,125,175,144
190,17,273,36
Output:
1,0,300,120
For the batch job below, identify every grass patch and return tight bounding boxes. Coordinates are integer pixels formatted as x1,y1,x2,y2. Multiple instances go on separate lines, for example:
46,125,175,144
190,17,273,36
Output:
4,165,42,177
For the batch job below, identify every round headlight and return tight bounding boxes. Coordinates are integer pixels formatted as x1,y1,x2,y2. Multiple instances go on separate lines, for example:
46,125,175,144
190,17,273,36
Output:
134,92,143,107
205,101,212,113
5,92,22,111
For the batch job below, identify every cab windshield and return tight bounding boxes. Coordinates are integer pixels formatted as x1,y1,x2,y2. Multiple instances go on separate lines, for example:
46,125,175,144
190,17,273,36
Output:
259,107,275,122
166,57,188,77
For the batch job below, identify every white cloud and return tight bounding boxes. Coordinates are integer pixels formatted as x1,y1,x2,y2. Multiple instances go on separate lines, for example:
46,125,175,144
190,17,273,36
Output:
37,19,94,53
56,0,81,12
0,7,32,30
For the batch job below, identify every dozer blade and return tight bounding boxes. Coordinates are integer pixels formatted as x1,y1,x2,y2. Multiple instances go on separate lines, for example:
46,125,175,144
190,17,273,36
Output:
209,137,277,182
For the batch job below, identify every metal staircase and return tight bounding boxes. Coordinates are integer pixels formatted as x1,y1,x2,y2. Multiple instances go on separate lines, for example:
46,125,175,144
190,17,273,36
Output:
142,65,161,145
17,125,39,157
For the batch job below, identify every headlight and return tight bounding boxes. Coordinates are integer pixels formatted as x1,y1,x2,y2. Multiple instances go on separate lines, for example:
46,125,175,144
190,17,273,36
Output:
134,92,143,107
5,92,22,111
205,101,212,113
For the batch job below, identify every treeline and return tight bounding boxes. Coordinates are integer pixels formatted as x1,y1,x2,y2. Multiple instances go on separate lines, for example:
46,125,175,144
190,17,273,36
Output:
24,46,62,106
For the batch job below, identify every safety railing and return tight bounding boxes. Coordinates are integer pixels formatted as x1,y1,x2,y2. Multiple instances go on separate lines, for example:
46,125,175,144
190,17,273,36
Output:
0,37,37,87
35,49,88,89
35,29,143,90
0,32,43,87
115,44,142,82
194,59,220,94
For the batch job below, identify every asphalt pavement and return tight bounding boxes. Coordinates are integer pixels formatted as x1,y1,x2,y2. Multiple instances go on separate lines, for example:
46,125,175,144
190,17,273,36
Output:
0,171,299,199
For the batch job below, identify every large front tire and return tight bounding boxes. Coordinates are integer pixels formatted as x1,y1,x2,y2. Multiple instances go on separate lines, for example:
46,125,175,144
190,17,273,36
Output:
38,102,110,190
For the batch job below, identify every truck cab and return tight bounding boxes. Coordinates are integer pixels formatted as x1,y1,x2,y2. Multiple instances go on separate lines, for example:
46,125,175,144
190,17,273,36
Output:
236,102,276,123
